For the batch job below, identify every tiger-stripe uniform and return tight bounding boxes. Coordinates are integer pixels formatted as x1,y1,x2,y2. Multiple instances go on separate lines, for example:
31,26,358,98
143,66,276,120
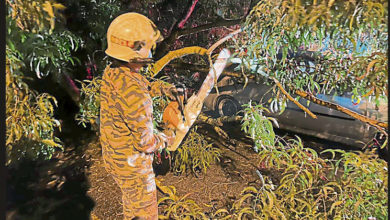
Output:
100,64,174,220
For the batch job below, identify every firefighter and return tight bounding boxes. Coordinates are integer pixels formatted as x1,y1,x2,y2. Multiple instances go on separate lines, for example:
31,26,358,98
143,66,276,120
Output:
100,12,183,219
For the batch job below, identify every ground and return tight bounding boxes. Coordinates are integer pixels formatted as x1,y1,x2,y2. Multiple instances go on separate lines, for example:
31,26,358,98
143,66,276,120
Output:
6,121,362,220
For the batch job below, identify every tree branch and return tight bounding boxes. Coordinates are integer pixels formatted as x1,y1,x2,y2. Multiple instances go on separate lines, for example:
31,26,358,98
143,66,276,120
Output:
169,62,209,72
196,114,243,125
60,73,80,105
155,18,243,59
178,18,242,37
155,0,254,59
177,0,199,29
153,28,241,78
195,114,243,142
170,63,257,81
294,90,388,133
222,71,255,79
207,29,242,54
272,77,317,119
196,114,229,139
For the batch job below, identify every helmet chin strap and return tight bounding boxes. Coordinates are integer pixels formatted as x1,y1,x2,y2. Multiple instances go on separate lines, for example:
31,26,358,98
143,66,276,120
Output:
128,49,154,64
128,57,154,64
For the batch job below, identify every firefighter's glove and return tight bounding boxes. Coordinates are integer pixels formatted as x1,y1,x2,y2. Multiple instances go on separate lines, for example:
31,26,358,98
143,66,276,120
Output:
162,100,184,131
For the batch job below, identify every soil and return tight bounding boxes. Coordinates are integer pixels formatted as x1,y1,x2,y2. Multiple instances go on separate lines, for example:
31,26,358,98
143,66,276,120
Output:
85,122,264,219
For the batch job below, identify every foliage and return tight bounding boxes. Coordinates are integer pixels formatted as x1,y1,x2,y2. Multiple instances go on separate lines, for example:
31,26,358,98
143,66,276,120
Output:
63,0,121,45
75,77,102,128
158,184,208,219
7,24,82,81
241,101,278,152
6,46,62,165
7,0,82,79
6,1,387,217
172,128,221,175
59,0,124,72
326,149,388,218
6,0,80,165
238,0,388,106
73,0,388,141
212,141,387,219
6,0,66,32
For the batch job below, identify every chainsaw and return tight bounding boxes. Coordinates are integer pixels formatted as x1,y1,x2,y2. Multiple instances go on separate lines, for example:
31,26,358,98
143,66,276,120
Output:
167,48,231,151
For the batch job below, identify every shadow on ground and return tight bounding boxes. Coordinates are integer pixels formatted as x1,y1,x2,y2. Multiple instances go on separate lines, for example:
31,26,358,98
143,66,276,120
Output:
6,146,95,220
6,111,96,220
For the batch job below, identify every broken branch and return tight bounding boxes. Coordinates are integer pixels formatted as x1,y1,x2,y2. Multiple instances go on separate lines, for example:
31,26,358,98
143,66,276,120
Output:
207,29,242,54
272,77,317,119
152,28,242,77
294,90,388,132
196,114,229,139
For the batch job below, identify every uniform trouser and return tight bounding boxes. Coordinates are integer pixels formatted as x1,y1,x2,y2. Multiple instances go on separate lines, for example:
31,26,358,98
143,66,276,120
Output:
112,174,158,220
104,154,158,220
